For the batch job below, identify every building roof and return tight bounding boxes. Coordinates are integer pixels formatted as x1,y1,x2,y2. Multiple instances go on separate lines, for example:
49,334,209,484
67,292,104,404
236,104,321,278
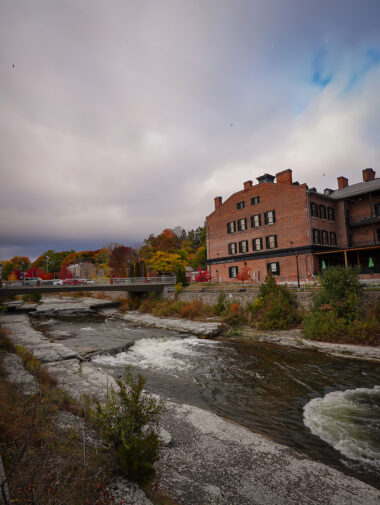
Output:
329,178,380,199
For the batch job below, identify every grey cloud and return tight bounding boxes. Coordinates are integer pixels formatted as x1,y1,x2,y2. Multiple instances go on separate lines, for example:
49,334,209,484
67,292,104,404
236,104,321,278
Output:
1,0,380,259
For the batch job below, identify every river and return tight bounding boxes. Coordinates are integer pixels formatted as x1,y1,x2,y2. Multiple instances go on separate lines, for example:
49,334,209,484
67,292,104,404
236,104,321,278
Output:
32,313,380,489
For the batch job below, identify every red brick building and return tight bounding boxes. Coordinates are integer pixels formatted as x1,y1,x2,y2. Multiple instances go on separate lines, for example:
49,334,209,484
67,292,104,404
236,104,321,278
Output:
206,168,380,284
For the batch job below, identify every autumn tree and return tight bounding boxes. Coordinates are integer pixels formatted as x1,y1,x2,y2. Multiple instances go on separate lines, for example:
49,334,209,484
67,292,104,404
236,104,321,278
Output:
109,246,134,277
148,251,183,275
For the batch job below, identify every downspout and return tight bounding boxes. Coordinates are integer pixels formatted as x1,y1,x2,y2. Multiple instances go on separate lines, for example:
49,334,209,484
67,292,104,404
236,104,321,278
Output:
369,192,376,245
306,190,314,276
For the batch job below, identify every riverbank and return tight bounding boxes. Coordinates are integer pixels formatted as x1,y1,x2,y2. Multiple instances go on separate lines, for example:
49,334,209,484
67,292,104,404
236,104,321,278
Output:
1,316,379,504
0,298,379,504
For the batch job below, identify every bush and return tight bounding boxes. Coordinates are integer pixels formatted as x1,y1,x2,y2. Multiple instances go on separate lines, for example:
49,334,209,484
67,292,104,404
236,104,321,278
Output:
21,293,42,303
303,310,379,345
312,266,362,318
94,367,163,485
213,293,228,316
246,273,300,330
222,302,246,326
303,266,379,344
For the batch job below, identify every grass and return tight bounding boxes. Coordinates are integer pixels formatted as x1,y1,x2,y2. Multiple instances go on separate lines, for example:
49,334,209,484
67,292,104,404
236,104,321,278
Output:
0,327,181,505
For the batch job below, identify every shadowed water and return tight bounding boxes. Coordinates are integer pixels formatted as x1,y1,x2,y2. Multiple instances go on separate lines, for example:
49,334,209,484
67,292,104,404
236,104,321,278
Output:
32,314,380,488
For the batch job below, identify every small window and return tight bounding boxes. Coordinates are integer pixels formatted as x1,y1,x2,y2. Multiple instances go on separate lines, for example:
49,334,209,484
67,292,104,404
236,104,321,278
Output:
228,243,237,255
375,203,380,217
319,205,327,220
266,262,280,276
310,202,318,218
376,228,380,242
321,230,329,245
238,218,247,231
251,196,260,205
229,266,238,278
239,240,248,253
266,235,278,249
227,221,236,234
313,229,320,244
264,210,276,225
251,214,261,228
330,232,337,246
237,201,245,210
252,237,263,251
327,207,335,221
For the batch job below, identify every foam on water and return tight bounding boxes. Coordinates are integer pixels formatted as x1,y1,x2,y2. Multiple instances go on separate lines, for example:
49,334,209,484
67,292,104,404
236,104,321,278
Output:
303,386,380,469
92,336,218,373
80,327,95,331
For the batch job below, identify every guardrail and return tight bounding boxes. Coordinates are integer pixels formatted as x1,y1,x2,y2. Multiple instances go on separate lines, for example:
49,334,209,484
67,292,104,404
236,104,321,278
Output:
2,276,177,289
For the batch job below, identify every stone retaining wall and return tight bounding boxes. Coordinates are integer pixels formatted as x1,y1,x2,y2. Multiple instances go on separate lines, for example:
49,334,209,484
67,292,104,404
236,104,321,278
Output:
173,287,380,310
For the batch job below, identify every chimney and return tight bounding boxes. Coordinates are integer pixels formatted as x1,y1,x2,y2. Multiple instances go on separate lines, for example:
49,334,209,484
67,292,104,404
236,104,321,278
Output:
337,176,348,189
362,168,376,182
276,169,293,185
214,196,222,210
243,180,253,191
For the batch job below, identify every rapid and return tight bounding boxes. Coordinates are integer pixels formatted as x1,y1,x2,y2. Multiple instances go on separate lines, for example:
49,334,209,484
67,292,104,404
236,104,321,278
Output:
32,313,380,488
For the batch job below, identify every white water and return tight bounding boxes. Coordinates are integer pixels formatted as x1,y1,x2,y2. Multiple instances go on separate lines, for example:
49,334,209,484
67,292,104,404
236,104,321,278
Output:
92,336,219,373
303,386,380,469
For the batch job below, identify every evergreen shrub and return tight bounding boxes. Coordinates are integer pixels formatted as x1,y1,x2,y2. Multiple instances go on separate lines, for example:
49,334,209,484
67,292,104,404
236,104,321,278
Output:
246,273,300,330
94,367,163,485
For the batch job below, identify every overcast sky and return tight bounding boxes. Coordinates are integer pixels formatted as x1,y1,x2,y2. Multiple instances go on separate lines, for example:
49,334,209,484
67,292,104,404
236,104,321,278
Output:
1,0,380,260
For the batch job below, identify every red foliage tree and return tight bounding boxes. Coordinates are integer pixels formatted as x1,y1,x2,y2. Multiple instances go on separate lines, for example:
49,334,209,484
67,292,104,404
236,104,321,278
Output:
195,267,211,283
58,265,73,280
236,266,251,283
109,246,134,278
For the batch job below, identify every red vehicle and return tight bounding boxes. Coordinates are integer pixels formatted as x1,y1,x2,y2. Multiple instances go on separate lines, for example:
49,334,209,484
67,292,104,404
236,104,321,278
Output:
62,278,82,286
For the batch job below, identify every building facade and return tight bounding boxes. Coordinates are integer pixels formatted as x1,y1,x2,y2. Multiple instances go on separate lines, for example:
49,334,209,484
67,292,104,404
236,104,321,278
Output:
206,168,380,283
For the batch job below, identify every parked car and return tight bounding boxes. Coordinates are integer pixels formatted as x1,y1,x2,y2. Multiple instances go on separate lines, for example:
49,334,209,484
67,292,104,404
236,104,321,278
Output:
62,279,82,286
78,279,94,285
52,279,64,286
23,277,43,286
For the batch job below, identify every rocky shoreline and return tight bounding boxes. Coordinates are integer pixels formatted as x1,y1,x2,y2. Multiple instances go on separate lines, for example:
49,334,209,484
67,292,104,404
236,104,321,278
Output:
0,298,379,504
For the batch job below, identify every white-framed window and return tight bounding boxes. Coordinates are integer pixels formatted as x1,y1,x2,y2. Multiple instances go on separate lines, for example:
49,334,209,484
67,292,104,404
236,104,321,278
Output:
264,210,276,225
266,235,278,249
229,266,238,278
238,218,247,231
313,229,320,244
327,207,335,221
228,242,237,255
321,230,329,245
227,221,236,234
267,262,280,275
252,237,263,251
239,240,248,253
319,205,327,220
251,214,261,228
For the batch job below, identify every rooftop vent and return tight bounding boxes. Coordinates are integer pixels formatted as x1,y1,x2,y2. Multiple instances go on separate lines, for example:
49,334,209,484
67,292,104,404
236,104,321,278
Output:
309,187,316,192
256,174,275,184
324,188,333,196
292,181,300,186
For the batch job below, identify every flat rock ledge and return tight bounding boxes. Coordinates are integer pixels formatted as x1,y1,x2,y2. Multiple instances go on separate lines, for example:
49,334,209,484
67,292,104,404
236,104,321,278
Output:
30,296,119,318
239,328,380,362
1,313,379,505
115,311,222,337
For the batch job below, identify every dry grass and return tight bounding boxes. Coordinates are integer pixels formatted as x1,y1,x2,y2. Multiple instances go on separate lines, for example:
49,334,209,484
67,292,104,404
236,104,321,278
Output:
0,328,181,505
